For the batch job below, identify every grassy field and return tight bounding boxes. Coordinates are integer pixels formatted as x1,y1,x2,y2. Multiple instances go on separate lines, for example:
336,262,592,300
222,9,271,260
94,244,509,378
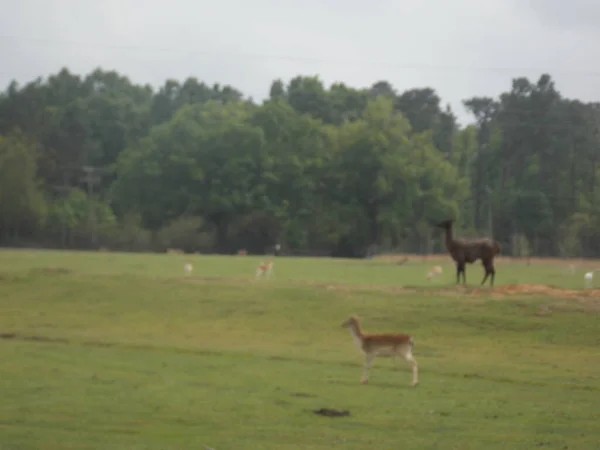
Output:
0,249,599,449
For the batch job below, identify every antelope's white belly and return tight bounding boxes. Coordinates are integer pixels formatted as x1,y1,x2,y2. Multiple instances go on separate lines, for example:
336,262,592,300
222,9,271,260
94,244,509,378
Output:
374,347,397,357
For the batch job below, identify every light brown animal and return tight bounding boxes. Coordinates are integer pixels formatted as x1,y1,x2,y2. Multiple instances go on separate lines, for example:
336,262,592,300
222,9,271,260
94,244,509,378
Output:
426,265,443,280
255,260,273,279
341,315,418,387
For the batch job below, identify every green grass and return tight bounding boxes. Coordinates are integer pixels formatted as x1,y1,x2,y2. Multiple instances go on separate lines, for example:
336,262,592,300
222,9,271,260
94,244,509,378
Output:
0,249,599,449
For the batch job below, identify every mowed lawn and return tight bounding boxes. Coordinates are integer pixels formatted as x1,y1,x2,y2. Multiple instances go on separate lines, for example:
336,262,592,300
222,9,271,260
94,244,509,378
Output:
0,250,599,449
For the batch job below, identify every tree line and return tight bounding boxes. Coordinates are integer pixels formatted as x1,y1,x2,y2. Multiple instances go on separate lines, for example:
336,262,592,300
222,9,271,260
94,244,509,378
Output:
1,68,599,257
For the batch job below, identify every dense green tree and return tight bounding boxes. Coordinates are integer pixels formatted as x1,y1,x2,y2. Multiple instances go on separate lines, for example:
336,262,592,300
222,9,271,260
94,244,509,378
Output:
0,131,46,241
1,67,599,257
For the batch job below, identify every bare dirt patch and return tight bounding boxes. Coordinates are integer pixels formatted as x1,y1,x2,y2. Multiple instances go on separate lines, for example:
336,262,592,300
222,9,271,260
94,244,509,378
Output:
441,284,600,312
475,284,581,297
315,281,600,312
175,275,600,312
375,253,600,269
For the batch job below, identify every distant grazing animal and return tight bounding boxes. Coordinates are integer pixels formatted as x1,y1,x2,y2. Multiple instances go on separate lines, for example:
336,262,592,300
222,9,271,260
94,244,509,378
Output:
255,260,273,279
341,315,418,387
184,262,193,275
436,219,501,287
426,265,443,280
584,271,594,288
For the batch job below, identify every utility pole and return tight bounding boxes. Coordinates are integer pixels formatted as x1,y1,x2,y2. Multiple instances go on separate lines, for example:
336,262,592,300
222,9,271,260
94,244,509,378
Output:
50,166,77,248
485,185,493,238
81,166,105,247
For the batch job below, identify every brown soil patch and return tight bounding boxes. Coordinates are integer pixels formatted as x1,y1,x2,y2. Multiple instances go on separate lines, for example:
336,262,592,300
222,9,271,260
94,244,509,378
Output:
309,281,600,312
177,276,600,312
374,253,600,268
431,283,600,299
29,266,72,275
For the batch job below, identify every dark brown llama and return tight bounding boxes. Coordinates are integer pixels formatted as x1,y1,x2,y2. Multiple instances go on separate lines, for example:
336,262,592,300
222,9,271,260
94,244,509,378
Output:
436,219,501,287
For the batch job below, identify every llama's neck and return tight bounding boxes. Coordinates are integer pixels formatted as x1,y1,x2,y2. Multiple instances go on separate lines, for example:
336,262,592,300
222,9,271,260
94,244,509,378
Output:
443,225,454,248
347,323,365,350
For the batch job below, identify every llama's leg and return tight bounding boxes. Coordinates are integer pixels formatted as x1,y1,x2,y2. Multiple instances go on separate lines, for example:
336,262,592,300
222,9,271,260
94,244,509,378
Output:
481,271,489,285
480,262,490,286
481,260,495,286
360,352,375,384
455,263,462,284
457,262,466,285
462,265,467,285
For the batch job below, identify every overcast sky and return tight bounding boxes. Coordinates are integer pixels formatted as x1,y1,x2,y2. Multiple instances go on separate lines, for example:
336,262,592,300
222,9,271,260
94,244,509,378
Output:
1,0,599,124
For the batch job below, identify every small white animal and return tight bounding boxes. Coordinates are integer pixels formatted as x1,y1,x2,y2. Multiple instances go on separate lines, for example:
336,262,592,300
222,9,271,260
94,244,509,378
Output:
184,262,193,275
426,265,443,280
255,260,273,279
584,271,593,288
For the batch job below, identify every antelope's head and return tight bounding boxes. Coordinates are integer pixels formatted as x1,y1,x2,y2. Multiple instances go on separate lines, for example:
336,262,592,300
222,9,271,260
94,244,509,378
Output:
341,315,360,329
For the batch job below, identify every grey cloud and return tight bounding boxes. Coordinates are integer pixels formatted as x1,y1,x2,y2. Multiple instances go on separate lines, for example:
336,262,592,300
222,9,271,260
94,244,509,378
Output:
526,0,600,31
0,0,599,124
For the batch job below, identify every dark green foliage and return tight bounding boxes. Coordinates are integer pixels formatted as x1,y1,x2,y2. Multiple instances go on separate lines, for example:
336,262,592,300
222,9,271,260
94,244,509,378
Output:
1,68,599,256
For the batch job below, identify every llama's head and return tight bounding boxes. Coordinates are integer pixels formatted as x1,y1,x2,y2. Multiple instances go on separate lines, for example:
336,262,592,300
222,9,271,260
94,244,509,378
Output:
493,241,502,254
341,315,360,329
436,219,454,229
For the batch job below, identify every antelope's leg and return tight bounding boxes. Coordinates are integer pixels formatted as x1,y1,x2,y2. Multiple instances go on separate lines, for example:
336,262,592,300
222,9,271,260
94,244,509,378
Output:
361,352,375,384
403,350,419,387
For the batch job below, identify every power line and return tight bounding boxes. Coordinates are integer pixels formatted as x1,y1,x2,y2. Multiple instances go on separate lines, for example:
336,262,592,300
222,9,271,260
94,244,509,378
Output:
463,120,599,131
0,81,596,131
1,34,600,78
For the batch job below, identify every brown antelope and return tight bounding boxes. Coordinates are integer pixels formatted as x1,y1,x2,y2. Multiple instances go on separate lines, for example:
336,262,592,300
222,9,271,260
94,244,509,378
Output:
255,260,273,279
341,315,418,387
